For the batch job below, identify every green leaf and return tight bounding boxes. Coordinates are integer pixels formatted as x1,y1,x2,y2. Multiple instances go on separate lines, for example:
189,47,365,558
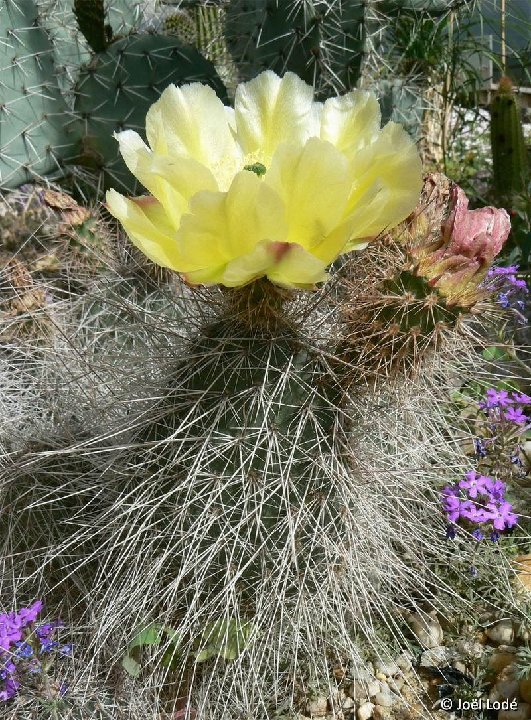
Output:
482,346,512,362
128,623,164,651
122,654,141,678
195,619,253,663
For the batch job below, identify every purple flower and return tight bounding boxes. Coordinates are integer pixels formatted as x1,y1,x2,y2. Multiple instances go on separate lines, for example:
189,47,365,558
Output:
487,265,519,277
40,639,59,654
0,661,16,680
487,389,512,407
510,277,528,291
498,292,511,308
0,676,19,701
490,531,501,542
459,500,483,522
503,406,529,425
36,621,64,640
485,501,518,530
484,478,506,501
512,392,531,405
17,601,43,626
458,471,493,499
442,494,461,523
14,642,33,659
472,528,484,541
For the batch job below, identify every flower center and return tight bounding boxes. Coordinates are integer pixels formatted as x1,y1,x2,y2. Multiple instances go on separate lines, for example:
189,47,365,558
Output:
243,162,267,177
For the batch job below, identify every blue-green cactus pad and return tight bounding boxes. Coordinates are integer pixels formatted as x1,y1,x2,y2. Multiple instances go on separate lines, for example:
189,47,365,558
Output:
0,0,81,189
73,33,228,194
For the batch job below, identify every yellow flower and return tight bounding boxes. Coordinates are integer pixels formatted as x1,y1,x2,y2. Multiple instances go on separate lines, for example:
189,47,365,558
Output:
106,71,422,289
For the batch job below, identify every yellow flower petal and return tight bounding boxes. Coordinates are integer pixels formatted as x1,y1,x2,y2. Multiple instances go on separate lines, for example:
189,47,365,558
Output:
265,137,352,257
176,171,288,271
320,90,381,158
105,190,184,269
114,130,218,229
266,243,329,288
221,241,278,287
145,83,242,172
341,122,423,246
234,71,319,162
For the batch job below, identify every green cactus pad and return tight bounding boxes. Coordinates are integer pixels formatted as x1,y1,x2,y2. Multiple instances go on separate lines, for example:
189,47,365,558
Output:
0,0,81,189
225,0,365,97
72,33,228,194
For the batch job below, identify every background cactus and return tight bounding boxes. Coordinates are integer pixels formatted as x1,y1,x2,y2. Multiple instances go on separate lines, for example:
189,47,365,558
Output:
0,0,228,192
0,0,80,188
491,75,529,203
225,0,366,98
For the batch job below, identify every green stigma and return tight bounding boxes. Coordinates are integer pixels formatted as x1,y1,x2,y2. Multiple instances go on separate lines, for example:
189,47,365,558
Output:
243,162,267,177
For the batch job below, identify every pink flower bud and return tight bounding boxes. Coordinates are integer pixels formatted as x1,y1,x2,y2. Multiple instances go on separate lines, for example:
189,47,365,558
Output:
439,185,510,264
409,178,512,306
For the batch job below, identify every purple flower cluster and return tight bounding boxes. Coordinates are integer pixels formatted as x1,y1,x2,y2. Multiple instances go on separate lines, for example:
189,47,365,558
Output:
486,264,528,320
0,602,71,702
478,388,531,426
442,470,518,540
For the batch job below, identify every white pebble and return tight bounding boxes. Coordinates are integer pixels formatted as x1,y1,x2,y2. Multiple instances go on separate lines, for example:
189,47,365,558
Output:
357,701,375,720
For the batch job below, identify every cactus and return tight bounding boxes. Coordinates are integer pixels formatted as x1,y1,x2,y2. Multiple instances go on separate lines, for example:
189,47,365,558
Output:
72,33,228,193
1,179,520,719
225,0,366,97
0,0,228,192
491,75,529,202
0,0,81,188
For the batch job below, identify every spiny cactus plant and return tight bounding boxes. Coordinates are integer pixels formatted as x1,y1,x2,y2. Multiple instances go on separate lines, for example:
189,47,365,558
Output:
1,70,526,719
339,172,511,380
491,75,529,202
225,0,366,97
0,0,80,188
0,0,228,192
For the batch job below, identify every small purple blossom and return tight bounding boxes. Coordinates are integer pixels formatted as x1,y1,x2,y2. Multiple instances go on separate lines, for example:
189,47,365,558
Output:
40,639,59,654
472,528,484,541
458,470,492,499
490,531,501,542
13,642,33,659
487,265,519,277
498,292,511,308
442,494,461,523
503,406,529,425
445,525,457,540
485,501,518,531
484,478,506,501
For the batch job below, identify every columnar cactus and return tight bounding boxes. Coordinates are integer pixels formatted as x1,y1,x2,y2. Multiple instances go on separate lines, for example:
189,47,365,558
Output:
491,75,529,202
